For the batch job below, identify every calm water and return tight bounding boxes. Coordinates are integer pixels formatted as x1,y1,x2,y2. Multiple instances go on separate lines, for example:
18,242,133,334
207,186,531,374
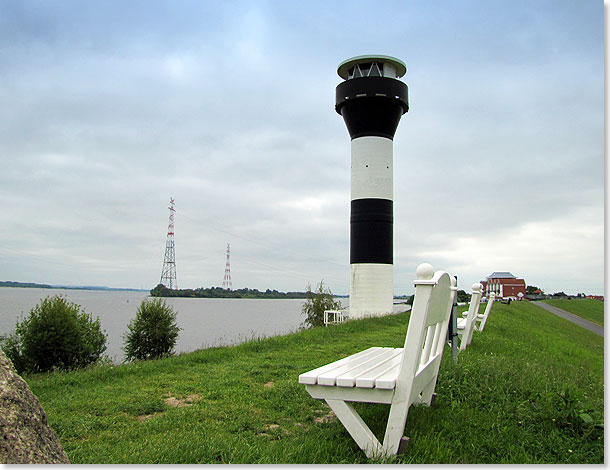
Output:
0,287,319,363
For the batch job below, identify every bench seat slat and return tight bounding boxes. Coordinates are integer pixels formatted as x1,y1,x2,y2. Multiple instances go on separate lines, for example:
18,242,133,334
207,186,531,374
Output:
374,363,402,389
298,347,383,385
356,350,403,388
317,348,395,386
335,348,403,387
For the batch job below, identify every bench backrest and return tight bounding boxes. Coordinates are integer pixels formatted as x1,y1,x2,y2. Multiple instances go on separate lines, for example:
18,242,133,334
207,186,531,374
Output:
478,292,495,331
460,283,483,350
395,264,456,396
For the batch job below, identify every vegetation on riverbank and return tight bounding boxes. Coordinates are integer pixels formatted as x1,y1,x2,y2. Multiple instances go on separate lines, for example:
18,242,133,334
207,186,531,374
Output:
150,284,310,299
21,301,603,464
1,295,107,375
300,280,343,328
123,298,181,362
542,298,604,326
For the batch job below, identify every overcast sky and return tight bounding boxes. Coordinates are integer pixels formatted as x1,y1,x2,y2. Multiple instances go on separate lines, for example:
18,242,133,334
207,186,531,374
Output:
0,0,604,296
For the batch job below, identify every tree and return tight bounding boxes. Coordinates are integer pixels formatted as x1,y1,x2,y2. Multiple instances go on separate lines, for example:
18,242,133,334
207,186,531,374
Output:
526,285,542,295
456,290,471,303
1,295,107,374
123,298,181,361
301,280,343,328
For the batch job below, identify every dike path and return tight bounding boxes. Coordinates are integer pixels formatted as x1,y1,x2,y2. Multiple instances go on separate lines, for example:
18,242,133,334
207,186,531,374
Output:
532,301,603,337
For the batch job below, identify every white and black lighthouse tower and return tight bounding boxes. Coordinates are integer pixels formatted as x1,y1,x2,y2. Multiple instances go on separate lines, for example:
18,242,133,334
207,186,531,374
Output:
335,55,409,318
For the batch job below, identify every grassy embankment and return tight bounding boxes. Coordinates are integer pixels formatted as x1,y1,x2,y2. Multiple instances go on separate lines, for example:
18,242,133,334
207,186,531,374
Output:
542,298,604,326
23,300,603,464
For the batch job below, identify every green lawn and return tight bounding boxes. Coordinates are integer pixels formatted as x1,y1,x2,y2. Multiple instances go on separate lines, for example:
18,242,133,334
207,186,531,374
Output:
23,301,603,464
542,298,604,326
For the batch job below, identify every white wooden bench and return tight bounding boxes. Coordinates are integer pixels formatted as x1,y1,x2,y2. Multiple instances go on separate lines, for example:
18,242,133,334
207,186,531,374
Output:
324,309,350,326
456,283,482,350
477,292,495,332
298,263,456,458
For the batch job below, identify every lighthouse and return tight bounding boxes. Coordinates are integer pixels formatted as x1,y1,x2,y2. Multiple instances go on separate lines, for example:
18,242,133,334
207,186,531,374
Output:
335,55,409,319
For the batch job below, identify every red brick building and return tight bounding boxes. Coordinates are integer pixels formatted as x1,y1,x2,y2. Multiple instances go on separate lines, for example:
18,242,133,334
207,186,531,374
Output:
586,295,604,301
481,272,526,300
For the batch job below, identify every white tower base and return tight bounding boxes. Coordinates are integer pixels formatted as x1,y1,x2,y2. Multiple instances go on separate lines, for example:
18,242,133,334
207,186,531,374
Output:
349,263,393,319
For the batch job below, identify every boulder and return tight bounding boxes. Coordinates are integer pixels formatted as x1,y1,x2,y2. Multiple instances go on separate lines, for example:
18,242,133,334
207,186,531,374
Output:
0,349,69,464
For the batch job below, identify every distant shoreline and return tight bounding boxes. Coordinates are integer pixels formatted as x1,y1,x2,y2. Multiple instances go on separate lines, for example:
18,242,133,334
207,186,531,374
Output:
0,281,148,292
149,283,308,299
149,284,354,300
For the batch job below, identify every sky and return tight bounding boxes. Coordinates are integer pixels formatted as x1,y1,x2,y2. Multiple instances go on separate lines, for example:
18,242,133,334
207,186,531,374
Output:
0,0,605,296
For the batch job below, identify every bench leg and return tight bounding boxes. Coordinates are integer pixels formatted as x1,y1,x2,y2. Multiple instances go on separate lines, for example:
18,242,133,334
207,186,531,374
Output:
397,436,410,454
325,399,383,459
382,400,410,456
420,381,437,406
459,334,468,351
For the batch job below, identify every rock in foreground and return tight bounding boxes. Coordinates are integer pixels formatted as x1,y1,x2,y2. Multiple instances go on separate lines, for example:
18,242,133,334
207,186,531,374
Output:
0,349,69,464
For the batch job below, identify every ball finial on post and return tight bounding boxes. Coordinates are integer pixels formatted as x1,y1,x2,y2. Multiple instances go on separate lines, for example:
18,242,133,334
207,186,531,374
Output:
416,263,435,281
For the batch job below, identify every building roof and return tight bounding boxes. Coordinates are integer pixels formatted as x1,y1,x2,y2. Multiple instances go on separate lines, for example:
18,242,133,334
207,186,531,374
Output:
487,272,516,279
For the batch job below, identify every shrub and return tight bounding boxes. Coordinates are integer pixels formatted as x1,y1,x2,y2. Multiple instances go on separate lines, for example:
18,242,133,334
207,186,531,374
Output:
1,295,107,374
0,332,27,373
301,280,342,328
123,298,181,361
457,289,471,303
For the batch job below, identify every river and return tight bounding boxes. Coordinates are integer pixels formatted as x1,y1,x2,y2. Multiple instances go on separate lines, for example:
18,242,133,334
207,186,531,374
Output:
0,287,319,364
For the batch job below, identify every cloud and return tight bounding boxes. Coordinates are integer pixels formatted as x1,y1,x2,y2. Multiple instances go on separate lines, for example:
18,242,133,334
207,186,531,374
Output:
0,0,603,296
407,207,603,292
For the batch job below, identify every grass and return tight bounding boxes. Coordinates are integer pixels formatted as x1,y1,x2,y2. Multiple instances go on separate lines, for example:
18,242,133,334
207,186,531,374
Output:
542,298,604,326
22,300,603,464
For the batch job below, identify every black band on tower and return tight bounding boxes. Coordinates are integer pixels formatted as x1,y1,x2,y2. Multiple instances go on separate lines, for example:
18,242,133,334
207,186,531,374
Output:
350,199,393,264
336,77,408,140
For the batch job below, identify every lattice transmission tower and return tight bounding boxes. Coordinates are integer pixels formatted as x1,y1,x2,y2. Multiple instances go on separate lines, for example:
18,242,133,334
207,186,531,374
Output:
160,197,178,289
222,243,232,290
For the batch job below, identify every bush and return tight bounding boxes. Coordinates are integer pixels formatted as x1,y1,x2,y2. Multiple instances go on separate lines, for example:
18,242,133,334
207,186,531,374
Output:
123,298,181,361
0,332,27,373
1,295,107,374
457,289,471,303
301,280,342,328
